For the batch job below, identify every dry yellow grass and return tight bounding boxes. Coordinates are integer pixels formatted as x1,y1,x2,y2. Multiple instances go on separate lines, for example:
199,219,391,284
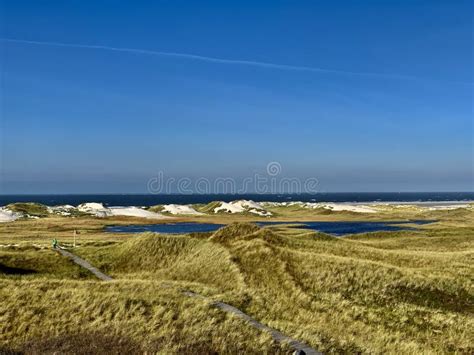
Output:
0,207,473,353
0,279,283,354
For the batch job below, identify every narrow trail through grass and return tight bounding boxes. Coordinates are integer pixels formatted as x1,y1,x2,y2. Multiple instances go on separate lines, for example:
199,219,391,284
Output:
57,248,113,281
56,246,321,354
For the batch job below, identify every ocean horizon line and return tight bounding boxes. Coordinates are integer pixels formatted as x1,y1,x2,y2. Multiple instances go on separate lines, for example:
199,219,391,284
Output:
1,191,473,196
1,192,473,208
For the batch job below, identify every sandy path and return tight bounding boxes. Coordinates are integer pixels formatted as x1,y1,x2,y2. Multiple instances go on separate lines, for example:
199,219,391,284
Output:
184,291,320,354
57,248,321,354
56,248,113,281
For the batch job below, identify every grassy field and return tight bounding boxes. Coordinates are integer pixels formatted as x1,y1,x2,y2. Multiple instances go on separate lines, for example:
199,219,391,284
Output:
0,206,473,354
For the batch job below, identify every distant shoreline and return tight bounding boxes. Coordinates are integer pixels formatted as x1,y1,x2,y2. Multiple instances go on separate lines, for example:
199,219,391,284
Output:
0,192,473,207
0,192,474,207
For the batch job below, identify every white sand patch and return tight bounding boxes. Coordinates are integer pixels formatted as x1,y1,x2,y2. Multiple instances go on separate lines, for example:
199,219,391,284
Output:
48,205,76,216
161,204,203,215
235,200,265,210
77,202,107,213
248,208,272,216
0,208,22,223
53,204,75,211
108,206,167,219
77,203,167,219
214,200,272,216
214,201,245,213
77,202,110,217
315,203,377,213
377,204,420,209
427,204,472,210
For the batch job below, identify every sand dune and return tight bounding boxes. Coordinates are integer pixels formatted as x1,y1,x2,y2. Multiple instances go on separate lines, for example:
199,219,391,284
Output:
78,203,167,219
214,200,272,216
161,204,203,215
0,208,22,223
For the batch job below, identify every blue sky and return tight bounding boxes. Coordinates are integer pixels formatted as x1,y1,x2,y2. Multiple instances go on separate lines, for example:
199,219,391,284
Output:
1,0,472,193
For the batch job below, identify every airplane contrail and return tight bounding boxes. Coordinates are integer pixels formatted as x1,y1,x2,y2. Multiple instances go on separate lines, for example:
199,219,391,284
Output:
0,37,465,83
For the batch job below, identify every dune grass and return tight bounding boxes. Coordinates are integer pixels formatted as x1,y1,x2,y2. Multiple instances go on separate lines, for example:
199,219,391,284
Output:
72,221,474,353
0,279,282,354
0,208,473,353
0,245,94,281
5,203,50,218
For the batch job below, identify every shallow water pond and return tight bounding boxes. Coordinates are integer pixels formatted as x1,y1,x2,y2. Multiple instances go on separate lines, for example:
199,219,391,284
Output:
106,220,433,236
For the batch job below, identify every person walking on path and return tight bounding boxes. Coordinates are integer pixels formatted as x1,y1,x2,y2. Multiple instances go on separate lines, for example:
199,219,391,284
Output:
52,238,58,249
